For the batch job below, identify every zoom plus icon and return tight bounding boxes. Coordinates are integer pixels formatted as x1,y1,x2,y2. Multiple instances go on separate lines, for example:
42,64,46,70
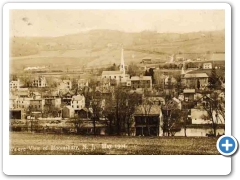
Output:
217,135,238,156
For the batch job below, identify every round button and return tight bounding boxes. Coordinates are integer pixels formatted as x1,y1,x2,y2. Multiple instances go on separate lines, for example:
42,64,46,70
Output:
216,135,238,156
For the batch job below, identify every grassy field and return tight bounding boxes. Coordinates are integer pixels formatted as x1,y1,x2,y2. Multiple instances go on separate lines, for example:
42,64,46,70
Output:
10,48,165,72
10,132,220,155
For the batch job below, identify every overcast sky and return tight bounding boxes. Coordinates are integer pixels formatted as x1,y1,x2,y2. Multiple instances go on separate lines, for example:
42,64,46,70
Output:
10,10,225,37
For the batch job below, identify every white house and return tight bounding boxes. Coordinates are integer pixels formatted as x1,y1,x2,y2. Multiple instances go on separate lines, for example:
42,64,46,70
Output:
203,63,212,69
10,80,20,90
14,97,33,110
130,76,152,90
32,77,47,87
59,80,72,90
191,108,225,124
101,48,130,85
78,79,89,89
71,94,85,110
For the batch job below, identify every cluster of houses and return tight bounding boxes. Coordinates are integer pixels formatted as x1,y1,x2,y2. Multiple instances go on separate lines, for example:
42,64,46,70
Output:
9,49,225,136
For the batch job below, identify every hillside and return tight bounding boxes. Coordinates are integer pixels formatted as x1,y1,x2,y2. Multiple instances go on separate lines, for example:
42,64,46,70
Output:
10,29,225,72
10,29,225,57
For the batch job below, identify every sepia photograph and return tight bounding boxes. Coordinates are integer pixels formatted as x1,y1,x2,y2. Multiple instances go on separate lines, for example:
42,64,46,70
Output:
9,8,226,155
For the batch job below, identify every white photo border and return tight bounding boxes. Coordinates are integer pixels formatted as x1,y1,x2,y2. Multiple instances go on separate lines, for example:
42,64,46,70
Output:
3,2,231,175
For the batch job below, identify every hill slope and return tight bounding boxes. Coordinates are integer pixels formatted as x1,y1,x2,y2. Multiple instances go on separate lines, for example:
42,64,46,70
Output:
10,30,225,72
10,29,225,57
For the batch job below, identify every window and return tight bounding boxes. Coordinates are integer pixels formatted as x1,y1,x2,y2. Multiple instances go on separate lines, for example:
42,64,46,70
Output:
39,105,41,108
77,105,79,108
72,105,73,108
114,76,116,79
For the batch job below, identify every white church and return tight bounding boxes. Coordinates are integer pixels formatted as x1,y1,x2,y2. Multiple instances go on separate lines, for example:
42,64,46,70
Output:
101,48,131,86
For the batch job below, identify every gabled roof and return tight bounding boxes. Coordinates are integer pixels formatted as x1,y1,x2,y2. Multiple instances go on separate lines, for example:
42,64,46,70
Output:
134,105,161,115
72,95,85,101
17,97,33,101
63,91,74,96
78,79,88,83
187,69,224,77
64,105,74,110
10,80,19,83
78,107,91,113
62,80,71,83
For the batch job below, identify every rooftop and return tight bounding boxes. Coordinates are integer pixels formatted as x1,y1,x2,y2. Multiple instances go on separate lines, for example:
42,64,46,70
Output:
63,80,71,83
187,69,224,77
184,73,209,78
134,105,161,115
72,95,85,101
64,105,73,110
10,80,19,83
102,71,124,76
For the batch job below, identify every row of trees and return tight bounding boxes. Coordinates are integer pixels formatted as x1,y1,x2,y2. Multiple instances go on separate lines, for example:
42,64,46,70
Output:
93,87,141,135
161,91,225,137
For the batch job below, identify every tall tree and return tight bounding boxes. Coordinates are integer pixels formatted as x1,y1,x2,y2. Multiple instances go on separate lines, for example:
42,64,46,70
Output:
161,100,181,136
103,87,138,135
128,62,140,77
149,68,155,84
201,92,224,136
208,68,218,89
90,99,102,135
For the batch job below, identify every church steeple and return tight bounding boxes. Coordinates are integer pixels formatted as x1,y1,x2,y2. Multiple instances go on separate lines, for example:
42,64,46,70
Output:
120,48,125,75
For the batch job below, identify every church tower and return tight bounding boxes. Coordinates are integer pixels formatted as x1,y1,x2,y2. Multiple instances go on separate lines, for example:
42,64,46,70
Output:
120,48,125,75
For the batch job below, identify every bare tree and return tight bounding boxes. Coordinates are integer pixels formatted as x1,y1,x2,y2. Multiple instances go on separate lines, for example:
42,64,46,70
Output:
140,98,154,136
201,92,224,136
161,100,181,136
90,99,102,135
103,87,138,135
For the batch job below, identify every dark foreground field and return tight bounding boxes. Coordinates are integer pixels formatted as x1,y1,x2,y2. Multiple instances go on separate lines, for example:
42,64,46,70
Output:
10,132,220,155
